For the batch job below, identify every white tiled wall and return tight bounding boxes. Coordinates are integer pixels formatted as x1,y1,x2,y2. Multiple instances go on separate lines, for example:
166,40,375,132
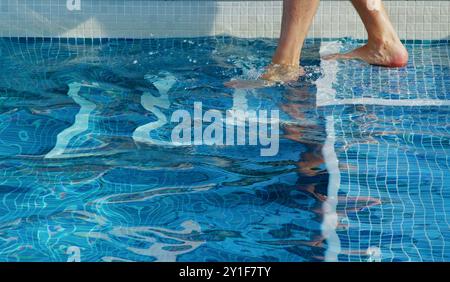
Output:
0,0,448,40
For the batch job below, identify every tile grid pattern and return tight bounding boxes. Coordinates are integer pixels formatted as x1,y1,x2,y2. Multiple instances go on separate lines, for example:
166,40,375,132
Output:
332,105,450,262
0,1,448,40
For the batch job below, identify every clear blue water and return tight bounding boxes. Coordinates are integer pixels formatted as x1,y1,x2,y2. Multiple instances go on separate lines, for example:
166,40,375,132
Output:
0,37,448,262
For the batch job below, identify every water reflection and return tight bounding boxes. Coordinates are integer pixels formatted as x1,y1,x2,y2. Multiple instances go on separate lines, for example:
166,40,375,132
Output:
278,84,329,260
0,38,448,262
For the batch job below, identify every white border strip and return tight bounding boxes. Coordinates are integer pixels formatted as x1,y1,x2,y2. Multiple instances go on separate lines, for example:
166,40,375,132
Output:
321,115,342,262
44,82,96,159
315,41,341,107
132,72,176,145
317,41,342,262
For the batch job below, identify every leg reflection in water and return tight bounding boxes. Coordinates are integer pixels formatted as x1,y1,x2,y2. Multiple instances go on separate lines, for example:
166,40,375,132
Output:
279,84,382,260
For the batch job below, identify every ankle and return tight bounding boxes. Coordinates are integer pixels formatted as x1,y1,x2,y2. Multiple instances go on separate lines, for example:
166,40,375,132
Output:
271,57,300,68
272,48,301,67
367,34,409,67
368,32,401,50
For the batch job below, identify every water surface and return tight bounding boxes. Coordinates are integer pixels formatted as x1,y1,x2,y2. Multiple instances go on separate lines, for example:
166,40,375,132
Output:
0,37,448,262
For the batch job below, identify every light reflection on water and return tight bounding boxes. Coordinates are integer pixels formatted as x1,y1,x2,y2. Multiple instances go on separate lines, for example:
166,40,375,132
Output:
0,37,448,261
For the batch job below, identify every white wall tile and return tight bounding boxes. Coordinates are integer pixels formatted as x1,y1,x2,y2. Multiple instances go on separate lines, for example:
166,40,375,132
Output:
0,0,448,39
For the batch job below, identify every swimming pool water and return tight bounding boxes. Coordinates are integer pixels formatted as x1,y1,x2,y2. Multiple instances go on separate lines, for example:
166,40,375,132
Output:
0,37,448,262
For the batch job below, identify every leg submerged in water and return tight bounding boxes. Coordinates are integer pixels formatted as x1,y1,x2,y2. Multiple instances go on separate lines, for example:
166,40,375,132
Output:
226,0,408,89
262,0,320,82
225,0,319,88
323,0,409,67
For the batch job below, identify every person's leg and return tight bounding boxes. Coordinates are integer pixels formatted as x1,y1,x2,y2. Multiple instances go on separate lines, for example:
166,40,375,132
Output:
272,0,320,66
260,0,320,82
324,0,408,67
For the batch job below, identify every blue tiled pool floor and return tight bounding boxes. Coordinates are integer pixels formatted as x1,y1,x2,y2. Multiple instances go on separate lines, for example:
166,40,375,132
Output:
0,37,448,262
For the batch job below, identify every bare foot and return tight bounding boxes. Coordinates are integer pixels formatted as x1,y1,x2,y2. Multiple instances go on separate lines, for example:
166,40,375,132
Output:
260,63,305,82
225,64,305,89
224,79,275,89
323,40,408,67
